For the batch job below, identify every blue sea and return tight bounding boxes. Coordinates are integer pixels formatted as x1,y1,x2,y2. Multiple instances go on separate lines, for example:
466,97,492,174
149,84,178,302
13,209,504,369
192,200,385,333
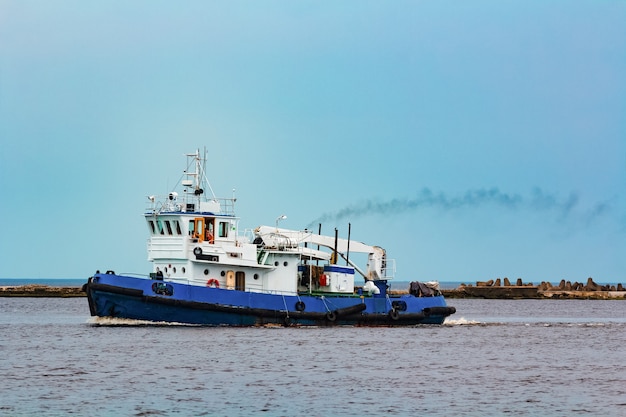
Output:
0,289,624,416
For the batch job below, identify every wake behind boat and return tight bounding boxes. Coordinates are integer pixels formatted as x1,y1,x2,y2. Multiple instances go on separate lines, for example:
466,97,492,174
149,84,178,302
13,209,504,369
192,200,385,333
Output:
84,149,455,326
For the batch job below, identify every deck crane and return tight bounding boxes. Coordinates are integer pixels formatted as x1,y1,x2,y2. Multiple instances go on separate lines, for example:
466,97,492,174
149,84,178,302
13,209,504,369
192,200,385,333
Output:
253,226,392,281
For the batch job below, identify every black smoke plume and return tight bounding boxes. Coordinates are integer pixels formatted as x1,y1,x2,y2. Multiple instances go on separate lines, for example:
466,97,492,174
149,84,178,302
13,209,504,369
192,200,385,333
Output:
306,187,611,229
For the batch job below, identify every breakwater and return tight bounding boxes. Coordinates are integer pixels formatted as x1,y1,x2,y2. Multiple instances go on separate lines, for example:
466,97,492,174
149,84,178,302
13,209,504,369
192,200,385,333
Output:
0,285,85,297
442,277,626,299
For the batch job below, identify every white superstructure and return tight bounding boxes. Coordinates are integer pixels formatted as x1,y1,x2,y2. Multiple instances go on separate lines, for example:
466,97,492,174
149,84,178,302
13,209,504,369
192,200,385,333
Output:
144,149,394,296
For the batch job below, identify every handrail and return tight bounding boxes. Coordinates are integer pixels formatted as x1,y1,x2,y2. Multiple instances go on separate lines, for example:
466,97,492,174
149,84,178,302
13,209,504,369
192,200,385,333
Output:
146,195,236,215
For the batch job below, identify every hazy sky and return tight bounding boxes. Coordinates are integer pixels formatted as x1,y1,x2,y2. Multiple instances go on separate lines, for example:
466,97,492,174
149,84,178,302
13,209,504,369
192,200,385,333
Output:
1,1,624,283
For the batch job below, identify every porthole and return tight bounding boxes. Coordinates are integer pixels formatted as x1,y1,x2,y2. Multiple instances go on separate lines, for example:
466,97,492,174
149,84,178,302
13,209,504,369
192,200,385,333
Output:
253,274,259,280
204,269,209,275
164,267,168,273
274,261,279,267
173,267,177,273
283,261,288,267
220,271,226,277
182,267,186,273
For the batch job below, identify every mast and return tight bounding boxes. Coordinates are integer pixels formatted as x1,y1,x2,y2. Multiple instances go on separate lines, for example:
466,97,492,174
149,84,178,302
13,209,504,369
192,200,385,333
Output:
183,149,217,209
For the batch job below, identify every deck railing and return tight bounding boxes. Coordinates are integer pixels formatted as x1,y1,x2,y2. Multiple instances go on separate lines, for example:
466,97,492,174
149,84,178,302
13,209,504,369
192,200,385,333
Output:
146,195,236,215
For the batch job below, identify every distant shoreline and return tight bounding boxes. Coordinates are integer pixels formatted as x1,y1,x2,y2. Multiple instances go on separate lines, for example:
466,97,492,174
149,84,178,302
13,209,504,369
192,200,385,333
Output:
1,278,622,290
2,282,624,299
0,285,85,297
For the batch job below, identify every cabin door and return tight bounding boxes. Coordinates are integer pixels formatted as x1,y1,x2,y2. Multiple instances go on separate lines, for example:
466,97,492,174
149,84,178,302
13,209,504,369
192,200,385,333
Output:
226,270,235,290
235,271,245,291
193,218,205,241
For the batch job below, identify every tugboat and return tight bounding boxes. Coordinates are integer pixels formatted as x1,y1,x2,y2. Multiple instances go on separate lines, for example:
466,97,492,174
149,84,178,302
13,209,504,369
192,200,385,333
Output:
84,149,455,326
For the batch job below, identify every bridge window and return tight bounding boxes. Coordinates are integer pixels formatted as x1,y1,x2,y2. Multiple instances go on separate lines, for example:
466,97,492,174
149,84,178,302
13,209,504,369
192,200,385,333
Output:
148,220,156,234
219,221,228,238
165,221,173,235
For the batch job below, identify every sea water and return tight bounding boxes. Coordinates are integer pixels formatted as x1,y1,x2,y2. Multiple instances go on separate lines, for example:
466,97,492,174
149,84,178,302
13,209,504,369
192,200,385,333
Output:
0,297,624,416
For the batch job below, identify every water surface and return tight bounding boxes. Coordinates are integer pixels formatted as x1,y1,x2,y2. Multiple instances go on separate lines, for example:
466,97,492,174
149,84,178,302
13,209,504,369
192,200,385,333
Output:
1,298,624,416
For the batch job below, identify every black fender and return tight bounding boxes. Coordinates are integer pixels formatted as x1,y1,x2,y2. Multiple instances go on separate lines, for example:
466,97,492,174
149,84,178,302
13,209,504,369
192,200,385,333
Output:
423,306,456,317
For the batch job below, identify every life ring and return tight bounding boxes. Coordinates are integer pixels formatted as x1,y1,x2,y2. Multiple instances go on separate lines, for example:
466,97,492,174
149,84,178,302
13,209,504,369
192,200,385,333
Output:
295,301,306,312
206,279,220,288
193,247,202,256
389,309,400,321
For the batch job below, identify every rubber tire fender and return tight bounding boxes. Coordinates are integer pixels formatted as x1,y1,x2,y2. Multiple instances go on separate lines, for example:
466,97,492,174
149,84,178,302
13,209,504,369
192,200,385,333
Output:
325,311,337,322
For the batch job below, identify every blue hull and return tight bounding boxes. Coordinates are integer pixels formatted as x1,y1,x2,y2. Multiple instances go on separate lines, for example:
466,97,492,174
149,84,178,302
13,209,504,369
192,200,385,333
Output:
85,273,455,326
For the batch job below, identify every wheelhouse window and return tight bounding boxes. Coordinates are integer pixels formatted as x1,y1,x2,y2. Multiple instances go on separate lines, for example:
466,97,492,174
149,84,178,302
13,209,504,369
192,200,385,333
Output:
165,220,173,235
174,220,182,235
148,220,156,234
219,221,228,238
156,220,164,235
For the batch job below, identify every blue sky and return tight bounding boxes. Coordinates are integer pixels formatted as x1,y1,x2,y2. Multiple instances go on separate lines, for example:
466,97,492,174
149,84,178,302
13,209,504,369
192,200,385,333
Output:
1,1,624,284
